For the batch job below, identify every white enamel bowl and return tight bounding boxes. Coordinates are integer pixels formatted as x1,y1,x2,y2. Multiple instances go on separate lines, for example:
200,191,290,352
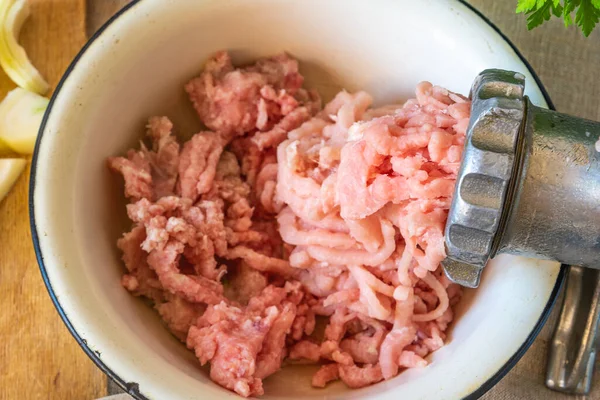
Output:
30,1,564,399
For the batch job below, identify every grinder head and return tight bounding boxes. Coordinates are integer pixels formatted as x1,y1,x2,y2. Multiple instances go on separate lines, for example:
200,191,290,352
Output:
442,69,526,288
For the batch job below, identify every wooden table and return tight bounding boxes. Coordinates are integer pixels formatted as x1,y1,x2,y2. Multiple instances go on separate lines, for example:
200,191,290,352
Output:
0,2,106,400
1,1,598,399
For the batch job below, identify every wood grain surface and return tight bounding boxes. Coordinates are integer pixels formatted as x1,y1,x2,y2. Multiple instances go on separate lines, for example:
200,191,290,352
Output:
0,1,597,400
0,2,107,400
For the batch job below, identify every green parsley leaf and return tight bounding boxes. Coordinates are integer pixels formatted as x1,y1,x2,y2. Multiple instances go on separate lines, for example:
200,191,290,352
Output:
516,0,538,13
517,0,598,36
553,2,564,16
526,2,553,29
563,0,579,26
576,0,600,35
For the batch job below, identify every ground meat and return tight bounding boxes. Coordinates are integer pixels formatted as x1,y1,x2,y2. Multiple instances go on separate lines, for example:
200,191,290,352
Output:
186,284,306,397
178,131,223,202
147,240,225,305
229,137,264,186
225,246,295,276
145,116,180,198
186,302,272,397
109,117,181,201
275,81,467,386
339,317,387,364
117,224,163,301
289,340,321,362
108,150,153,201
185,51,319,144
223,261,268,305
252,106,311,150
339,364,384,388
312,364,340,388
110,51,466,397
254,302,296,379
156,294,206,341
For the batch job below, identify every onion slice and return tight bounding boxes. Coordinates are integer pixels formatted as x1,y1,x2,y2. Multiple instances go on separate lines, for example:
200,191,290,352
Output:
0,158,26,202
0,0,49,94
0,87,48,154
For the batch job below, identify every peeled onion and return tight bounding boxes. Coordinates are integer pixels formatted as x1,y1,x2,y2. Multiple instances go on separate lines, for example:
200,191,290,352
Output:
0,158,26,202
0,0,49,94
0,87,48,154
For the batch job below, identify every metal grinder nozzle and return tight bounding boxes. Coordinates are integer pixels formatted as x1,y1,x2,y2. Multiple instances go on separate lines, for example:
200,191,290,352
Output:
443,69,600,288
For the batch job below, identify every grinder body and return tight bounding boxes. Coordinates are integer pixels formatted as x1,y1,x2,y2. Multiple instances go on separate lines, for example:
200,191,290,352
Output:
443,70,600,395
498,104,600,267
442,70,600,394
443,70,600,288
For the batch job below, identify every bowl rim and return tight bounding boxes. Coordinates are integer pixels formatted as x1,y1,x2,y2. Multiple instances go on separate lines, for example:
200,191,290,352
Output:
28,1,566,399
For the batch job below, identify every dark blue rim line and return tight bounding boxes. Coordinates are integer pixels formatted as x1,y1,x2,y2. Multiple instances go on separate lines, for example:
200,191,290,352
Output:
28,1,565,399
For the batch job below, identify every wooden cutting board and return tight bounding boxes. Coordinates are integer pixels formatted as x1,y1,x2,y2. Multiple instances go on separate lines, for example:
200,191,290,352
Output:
0,1,106,399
